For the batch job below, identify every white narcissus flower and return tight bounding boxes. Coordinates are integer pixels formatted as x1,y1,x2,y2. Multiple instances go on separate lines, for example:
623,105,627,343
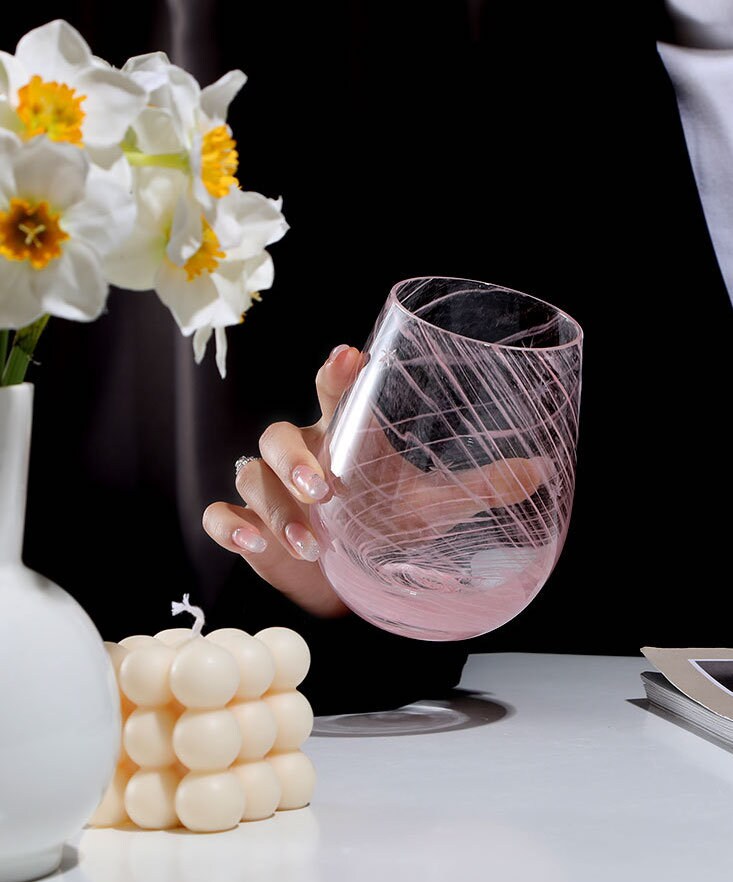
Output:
105,168,287,378
188,250,275,379
0,19,146,162
122,52,246,263
0,132,135,327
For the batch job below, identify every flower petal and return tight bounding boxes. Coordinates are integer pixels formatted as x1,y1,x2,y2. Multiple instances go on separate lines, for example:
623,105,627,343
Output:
214,326,228,378
133,167,184,228
104,223,166,290
15,20,93,83
167,192,203,265
190,131,216,218
123,52,173,73
124,54,199,146
12,136,88,211
122,52,172,91
243,250,275,293
74,66,147,148
207,259,250,325
155,260,218,333
215,190,288,256
193,326,212,364
0,258,43,328
0,50,28,103
200,70,247,123
0,99,22,137
132,107,183,154
0,129,20,201
103,168,180,289
85,144,126,172
63,164,136,258
34,240,108,322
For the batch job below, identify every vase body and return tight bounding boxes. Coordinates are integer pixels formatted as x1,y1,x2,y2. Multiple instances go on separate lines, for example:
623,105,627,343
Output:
311,278,583,641
0,383,119,882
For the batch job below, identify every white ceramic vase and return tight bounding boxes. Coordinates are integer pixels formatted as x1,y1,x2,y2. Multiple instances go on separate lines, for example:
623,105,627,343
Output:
0,383,119,882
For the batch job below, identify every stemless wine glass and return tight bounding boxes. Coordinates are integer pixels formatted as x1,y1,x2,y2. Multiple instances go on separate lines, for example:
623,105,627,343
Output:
310,277,583,640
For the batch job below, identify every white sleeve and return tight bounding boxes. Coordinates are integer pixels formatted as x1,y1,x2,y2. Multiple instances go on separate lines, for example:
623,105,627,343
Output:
658,1,733,305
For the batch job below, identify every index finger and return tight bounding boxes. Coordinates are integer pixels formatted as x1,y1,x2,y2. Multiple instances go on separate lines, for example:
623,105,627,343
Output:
314,344,362,425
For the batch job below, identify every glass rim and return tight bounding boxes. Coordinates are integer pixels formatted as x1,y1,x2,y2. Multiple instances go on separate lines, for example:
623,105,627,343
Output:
389,276,584,352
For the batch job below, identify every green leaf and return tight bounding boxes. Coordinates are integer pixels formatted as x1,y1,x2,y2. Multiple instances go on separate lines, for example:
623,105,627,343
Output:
1,315,50,386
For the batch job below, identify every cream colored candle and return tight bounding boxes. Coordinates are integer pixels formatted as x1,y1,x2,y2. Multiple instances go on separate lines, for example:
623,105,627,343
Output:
255,627,311,691
257,626,316,811
119,645,175,706
125,767,180,829
91,599,316,832
229,699,277,762
207,628,275,699
89,765,134,827
263,691,314,753
232,761,282,821
173,708,242,771
119,635,159,651
268,751,316,810
155,627,196,647
175,770,245,833
104,641,135,718
123,706,178,768
170,638,240,709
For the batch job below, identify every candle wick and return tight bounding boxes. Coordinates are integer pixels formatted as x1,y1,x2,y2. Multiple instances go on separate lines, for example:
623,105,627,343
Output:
170,593,205,636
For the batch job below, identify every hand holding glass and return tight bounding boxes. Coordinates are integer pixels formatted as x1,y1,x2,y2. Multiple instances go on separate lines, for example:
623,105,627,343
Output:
310,277,583,640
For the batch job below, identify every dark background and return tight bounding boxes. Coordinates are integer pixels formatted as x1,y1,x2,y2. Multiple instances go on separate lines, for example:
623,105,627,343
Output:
5,2,732,706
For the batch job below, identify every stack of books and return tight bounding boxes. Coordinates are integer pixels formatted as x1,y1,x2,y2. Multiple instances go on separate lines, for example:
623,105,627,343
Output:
641,647,733,747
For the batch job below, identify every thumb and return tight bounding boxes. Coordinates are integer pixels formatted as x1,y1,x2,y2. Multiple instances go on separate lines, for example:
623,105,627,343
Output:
314,344,362,425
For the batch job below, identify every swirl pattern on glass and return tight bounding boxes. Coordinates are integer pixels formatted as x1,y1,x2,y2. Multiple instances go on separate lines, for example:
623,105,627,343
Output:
310,278,583,640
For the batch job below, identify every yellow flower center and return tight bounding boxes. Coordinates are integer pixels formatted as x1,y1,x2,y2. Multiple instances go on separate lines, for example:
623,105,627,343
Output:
183,218,225,280
0,198,68,269
16,75,86,145
201,125,239,198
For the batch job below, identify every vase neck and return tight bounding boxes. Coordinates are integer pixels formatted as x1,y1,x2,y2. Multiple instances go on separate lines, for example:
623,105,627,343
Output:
0,383,33,565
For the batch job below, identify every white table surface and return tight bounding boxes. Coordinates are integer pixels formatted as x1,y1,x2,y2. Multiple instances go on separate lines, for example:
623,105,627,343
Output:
53,653,733,882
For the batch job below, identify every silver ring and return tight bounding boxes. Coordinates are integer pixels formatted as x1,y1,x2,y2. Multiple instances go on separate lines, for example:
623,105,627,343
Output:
235,455,260,477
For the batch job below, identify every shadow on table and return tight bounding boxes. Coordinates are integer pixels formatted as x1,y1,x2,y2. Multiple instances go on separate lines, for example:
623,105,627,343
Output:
53,844,79,876
311,688,512,737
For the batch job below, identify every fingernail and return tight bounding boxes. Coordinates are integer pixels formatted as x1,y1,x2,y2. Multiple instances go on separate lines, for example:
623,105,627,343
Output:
232,527,268,553
285,523,320,561
326,344,350,365
292,465,329,500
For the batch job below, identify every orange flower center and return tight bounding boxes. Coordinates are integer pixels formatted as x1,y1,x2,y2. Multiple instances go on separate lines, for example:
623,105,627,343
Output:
16,75,86,144
0,198,68,269
201,125,239,198
184,218,225,280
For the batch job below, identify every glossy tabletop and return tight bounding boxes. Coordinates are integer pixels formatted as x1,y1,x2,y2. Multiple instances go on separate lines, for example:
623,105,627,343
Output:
55,653,733,882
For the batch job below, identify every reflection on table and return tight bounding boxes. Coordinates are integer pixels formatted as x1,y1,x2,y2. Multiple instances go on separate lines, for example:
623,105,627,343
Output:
77,809,318,882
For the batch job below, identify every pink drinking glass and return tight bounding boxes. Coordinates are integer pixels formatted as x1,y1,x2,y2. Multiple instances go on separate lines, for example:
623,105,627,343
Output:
310,277,583,640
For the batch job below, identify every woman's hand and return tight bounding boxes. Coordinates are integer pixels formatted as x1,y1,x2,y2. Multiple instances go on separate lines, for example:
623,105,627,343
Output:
202,344,360,617
203,343,553,618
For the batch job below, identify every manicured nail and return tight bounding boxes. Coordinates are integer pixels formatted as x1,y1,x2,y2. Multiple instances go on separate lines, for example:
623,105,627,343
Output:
232,527,267,553
292,465,329,500
326,344,350,365
285,523,320,561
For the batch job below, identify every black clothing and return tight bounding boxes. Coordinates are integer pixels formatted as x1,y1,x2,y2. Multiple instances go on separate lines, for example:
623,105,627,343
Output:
10,2,732,713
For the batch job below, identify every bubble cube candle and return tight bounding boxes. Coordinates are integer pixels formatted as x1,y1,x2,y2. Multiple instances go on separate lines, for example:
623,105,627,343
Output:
90,598,315,833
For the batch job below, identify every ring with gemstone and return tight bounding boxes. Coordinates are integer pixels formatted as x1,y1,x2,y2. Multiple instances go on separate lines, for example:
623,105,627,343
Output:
235,455,260,477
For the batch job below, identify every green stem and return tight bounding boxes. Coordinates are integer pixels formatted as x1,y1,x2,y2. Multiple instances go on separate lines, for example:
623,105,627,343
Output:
0,329,8,372
1,315,50,386
124,149,190,173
